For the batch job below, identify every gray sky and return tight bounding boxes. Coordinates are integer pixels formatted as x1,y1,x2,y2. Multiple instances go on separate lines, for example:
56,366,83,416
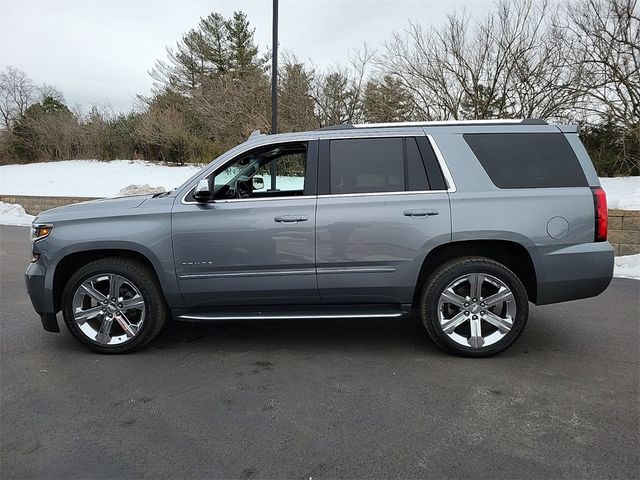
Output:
0,0,490,113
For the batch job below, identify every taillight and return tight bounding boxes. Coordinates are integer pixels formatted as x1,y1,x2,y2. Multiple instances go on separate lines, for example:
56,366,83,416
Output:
591,187,608,242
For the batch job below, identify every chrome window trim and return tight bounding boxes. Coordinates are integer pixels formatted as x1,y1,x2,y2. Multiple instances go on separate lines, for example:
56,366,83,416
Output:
181,194,314,205
317,190,447,199
425,134,457,193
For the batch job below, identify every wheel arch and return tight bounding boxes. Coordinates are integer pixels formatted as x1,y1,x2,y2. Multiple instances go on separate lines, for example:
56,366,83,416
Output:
413,239,538,306
51,248,164,313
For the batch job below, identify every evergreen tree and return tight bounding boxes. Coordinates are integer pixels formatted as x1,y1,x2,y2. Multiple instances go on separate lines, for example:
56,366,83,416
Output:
363,76,414,123
226,11,263,73
150,10,263,95
460,84,511,119
199,13,231,74
278,59,317,132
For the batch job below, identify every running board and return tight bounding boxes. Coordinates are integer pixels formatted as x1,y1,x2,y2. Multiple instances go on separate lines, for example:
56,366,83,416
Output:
175,304,411,322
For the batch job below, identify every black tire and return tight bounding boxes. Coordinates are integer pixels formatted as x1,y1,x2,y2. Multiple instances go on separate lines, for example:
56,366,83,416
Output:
62,257,166,354
419,256,528,357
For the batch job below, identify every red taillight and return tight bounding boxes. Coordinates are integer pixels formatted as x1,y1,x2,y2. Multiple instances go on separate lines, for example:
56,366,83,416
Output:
591,187,608,242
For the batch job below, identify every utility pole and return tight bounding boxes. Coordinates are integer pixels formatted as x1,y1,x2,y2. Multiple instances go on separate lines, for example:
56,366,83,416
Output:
270,0,278,191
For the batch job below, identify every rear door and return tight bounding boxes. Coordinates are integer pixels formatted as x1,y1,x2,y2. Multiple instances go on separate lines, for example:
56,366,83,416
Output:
315,131,452,305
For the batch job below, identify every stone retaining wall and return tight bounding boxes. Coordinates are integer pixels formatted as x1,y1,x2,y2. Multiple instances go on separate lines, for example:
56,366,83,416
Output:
2,195,639,256
0,195,98,216
608,209,640,256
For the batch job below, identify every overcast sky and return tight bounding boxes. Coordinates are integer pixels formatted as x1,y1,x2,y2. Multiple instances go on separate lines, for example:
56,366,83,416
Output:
0,0,490,113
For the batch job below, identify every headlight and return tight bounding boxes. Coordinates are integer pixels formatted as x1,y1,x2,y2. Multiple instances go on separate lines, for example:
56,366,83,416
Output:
31,224,53,242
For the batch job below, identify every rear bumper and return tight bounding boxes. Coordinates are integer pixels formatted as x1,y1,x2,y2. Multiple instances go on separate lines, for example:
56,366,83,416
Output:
534,242,614,305
25,261,60,332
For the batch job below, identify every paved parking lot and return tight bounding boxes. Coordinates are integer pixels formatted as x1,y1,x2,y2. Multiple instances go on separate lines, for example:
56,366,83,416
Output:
1,225,639,479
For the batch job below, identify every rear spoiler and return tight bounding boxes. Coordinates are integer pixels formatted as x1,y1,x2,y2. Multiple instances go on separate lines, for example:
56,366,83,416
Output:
556,124,578,133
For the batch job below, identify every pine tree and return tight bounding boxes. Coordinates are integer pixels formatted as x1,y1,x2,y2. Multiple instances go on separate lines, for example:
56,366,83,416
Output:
149,10,264,94
199,13,231,75
363,76,414,123
278,59,317,132
226,11,262,74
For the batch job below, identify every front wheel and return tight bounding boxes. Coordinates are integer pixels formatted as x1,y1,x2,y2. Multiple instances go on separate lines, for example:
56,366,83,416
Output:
419,257,529,357
62,257,166,354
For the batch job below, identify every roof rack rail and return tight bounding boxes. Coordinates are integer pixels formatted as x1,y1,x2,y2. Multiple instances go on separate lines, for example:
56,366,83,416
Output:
317,124,356,130
318,119,548,130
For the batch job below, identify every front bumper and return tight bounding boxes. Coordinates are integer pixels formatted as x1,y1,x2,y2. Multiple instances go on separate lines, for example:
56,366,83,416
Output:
534,242,614,305
25,260,60,332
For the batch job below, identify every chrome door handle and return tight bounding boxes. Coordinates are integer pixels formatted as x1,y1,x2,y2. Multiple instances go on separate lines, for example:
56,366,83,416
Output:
403,209,439,217
274,215,309,223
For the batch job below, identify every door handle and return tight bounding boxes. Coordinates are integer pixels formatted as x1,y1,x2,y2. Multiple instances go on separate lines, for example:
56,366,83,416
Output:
403,209,439,217
274,215,309,223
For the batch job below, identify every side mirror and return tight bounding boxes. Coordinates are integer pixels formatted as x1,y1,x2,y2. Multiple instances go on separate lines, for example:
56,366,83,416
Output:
252,176,265,190
193,178,212,202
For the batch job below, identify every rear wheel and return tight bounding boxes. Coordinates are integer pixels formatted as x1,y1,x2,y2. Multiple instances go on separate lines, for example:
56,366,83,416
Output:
62,257,166,354
419,257,528,357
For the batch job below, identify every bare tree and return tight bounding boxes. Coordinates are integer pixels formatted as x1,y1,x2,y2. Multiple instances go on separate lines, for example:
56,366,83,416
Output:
0,66,37,129
560,0,639,134
312,44,375,126
195,69,271,147
379,0,578,120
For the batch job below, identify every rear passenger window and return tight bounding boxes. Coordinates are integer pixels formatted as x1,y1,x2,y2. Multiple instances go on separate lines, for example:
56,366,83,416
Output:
330,138,404,194
328,137,432,194
464,133,587,188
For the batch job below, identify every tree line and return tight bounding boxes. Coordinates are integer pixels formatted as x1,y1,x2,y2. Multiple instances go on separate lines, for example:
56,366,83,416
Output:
0,0,637,176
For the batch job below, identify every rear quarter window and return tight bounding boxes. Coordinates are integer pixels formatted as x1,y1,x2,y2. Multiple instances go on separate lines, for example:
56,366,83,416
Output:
463,133,588,188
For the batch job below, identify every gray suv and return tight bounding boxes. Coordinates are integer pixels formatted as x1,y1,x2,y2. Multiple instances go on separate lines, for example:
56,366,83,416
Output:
25,120,614,356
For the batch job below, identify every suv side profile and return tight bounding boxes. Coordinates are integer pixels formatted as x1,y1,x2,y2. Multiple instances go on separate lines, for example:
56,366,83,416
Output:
25,119,614,356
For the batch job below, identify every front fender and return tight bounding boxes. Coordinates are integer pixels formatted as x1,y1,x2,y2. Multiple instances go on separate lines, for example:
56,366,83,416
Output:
32,211,184,313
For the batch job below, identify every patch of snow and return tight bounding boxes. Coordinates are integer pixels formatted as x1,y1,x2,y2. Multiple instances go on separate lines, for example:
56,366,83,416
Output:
117,184,167,196
614,254,640,280
0,160,202,198
0,201,34,226
599,177,640,210
0,162,637,211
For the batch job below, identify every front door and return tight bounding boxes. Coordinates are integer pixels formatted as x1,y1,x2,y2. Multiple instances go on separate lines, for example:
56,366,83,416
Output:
172,141,319,307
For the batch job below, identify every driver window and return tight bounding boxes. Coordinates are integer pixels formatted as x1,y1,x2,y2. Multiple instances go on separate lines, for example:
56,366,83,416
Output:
213,143,308,200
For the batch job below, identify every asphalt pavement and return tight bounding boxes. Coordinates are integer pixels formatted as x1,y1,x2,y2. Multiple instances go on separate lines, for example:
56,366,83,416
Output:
1,225,638,479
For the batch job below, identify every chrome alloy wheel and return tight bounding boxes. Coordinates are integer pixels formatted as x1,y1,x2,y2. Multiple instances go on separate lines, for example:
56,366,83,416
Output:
437,273,516,349
72,273,146,345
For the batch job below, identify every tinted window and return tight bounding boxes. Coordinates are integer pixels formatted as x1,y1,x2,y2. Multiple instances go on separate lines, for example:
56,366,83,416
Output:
464,133,587,188
406,137,430,191
330,138,404,194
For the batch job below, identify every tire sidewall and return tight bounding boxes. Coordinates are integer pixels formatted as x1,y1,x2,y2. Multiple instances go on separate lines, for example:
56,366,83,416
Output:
421,258,529,357
62,259,164,354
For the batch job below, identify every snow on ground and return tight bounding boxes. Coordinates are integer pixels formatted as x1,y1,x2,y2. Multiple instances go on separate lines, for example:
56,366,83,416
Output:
0,160,203,198
117,184,167,196
600,176,640,210
0,161,638,207
614,254,640,280
0,201,35,226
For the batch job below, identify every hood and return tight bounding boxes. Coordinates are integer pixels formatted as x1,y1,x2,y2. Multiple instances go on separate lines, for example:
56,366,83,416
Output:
34,194,154,223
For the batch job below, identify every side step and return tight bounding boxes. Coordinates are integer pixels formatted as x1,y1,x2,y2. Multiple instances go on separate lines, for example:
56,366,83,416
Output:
175,304,411,322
